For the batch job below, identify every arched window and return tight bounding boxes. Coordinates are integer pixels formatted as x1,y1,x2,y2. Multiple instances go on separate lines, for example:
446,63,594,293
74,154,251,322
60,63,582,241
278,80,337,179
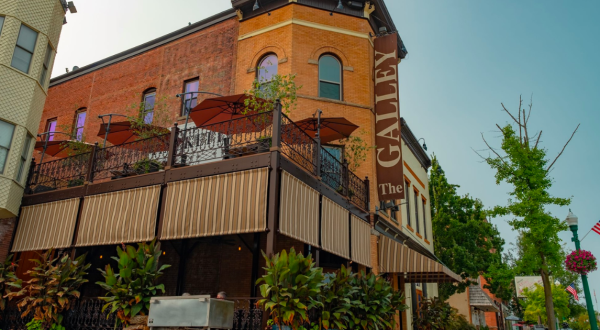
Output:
257,54,278,84
319,55,342,100
142,88,156,124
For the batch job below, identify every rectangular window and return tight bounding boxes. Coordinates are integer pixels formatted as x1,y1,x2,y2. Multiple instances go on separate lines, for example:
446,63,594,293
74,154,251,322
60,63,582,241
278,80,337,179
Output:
74,110,86,141
39,44,52,86
16,134,32,183
405,180,411,227
181,79,199,116
45,118,57,141
0,16,5,36
414,189,420,233
422,198,427,240
143,91,156,124
0,120,16,174
11,24,38,73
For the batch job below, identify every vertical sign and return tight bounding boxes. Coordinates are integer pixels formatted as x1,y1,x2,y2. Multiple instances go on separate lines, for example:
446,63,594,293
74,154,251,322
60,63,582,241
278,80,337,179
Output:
374,33,404,200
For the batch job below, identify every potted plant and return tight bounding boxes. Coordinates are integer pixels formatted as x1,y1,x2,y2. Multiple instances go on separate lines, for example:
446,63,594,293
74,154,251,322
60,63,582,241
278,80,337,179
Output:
347,271,407,330
17,250,90,330
67,176,85,187
0,255,23,313
256,248,324,330
565,250,597,275
315,265,357,330
132,158,163,174
96,239,170,329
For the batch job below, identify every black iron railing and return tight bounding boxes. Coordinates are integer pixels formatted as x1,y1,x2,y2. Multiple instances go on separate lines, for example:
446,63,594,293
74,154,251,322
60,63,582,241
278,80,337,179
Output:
174,111,274,167
280,114,318,176
27,152,91,194
348,169,368,211
92,134,170,181
229,297,264,330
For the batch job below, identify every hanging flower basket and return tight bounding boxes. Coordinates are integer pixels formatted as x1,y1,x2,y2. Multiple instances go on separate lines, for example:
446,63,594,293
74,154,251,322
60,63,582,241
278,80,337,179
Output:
565,250,597,275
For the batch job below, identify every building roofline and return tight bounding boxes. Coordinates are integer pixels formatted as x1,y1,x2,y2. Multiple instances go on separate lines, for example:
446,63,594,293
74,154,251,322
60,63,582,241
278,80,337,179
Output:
49,8,237,87
401,118,431,169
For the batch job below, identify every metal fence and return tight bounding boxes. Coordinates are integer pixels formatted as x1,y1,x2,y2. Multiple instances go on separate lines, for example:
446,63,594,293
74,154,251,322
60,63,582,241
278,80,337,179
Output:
27,152,90,194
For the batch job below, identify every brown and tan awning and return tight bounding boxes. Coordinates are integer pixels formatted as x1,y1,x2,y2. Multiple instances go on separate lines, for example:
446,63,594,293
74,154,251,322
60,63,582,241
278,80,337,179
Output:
321,197,349,259
12,198,80,252
76,185,161,246
351,215,371,267
160,168,268,240
379,235,461,283
279,171,319,247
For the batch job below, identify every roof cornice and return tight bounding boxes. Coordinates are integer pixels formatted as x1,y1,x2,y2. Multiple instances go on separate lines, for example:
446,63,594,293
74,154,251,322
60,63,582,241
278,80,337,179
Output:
401,118,431,169
49,8,237,87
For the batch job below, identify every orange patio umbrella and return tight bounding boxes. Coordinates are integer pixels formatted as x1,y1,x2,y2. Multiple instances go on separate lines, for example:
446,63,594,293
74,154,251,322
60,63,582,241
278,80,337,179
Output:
291,117,359,144
34,139,93,159
188,94,269,128
97,121,170,146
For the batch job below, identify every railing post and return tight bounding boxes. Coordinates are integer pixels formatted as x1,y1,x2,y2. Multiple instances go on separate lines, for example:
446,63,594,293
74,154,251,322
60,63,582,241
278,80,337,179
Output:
365,176,371,212
85,143,98,184
271,100,282,149
25,157,36,193
314,136,321,178
166,122,179,169
342,159,349,196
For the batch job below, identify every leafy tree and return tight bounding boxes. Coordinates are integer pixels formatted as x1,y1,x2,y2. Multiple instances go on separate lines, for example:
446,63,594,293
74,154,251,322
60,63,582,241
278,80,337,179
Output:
0,255,23,312
480,96,579,330
522,283,570,325
244,73,301,115
413,297,475,330
429,156,505,300
124,95,172,140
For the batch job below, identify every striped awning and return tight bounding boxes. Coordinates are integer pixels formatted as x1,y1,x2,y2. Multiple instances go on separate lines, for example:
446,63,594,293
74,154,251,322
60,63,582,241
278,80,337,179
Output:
379,235,461,283
321,197,349,259
76,185,161,246
12,198,80,252
160,168,268,240
279,171,319,247
351,215,371,267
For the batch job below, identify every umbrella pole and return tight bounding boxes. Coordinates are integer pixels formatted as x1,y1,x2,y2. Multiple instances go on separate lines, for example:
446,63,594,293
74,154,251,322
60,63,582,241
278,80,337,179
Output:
39,135,48,165
103,114,112,148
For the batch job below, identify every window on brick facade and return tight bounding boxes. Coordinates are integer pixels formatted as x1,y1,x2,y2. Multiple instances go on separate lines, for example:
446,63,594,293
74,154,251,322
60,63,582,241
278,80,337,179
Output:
257,54,278,85
0,16,5,36
11,24,38,74
45,118,57,141
142,88,156,124
73,109,86,141
319,55,342,100
16,134,32,183
0,120,15,174
405,180,411,227
422,198,427,240
181,78,199,116
39,43,53,87
414,189,420,234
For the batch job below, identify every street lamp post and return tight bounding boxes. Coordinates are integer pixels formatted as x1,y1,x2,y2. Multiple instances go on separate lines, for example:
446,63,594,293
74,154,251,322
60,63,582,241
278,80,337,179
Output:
565,210,599,330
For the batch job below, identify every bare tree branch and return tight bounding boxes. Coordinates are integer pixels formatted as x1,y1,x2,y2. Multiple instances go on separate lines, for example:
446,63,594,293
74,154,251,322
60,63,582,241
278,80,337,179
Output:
546,124,580,172
482,130,509,168
501,102,522,127
523,108,529,149
534,130,542,149
526,95,533,125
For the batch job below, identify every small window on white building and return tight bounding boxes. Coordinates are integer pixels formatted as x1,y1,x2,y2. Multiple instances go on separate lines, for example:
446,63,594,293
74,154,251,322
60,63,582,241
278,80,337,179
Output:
16,134,33,183
11,24,38,73
0,120,16,174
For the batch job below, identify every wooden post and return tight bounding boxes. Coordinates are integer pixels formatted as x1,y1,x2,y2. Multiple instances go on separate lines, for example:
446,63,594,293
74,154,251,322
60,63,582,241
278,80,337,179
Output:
250,232,261,297
266,101,282,257
166,122,179,169
365,176,371,211
85,143,98,184
175,239,187,296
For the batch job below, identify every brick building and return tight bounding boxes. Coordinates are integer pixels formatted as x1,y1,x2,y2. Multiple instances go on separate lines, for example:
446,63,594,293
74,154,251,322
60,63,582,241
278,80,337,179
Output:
2,1,462,330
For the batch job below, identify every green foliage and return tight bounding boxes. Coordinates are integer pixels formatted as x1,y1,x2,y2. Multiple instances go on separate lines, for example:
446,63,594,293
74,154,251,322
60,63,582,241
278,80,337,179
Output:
314,265,357,330
244,73,302,115
256,248,324,329
339,132,373,172
0,254,23,312
26,319,42,330
96,239,170,326
346,272,407,330
125,95,172,140
522,283,570,325
429,156,505,300
17,250,90,329
132,158,163,174
413,297,473,330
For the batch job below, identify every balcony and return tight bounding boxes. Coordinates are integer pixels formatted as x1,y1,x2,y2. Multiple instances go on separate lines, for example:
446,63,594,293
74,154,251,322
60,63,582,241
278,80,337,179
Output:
24,109,369,214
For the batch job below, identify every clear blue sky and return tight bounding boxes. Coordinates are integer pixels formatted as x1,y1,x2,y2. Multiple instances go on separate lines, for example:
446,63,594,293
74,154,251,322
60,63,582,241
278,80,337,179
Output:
52,0,600,308
391,0,600,307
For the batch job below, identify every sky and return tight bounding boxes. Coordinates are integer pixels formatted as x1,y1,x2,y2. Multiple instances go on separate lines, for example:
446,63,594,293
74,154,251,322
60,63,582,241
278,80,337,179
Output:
52,0,600,308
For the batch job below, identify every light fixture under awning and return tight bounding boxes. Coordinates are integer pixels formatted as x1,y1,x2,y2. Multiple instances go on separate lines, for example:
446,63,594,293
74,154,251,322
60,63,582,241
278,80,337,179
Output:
76,185,161,246
12,198,80,252
379,235,461,283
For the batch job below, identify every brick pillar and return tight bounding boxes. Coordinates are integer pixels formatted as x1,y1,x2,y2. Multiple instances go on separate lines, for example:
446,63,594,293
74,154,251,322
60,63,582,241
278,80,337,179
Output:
0,218,16,261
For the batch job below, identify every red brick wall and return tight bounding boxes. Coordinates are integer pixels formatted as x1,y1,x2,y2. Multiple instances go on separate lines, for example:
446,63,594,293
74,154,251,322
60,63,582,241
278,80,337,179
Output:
0,218,16,261
41,17,240,148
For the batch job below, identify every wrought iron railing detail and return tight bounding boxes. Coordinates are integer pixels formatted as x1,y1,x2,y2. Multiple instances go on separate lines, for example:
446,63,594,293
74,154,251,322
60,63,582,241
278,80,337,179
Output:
320,147,345,195
230,298,264,330
92,134,170,181
0,299,114,330
280,114,318,175
174,112,274,167
348,170,368,211
27,152,90,194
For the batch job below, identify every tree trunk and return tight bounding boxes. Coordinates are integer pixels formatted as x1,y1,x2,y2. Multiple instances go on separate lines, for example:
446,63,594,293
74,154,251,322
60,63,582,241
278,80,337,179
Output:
540,260,556,330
